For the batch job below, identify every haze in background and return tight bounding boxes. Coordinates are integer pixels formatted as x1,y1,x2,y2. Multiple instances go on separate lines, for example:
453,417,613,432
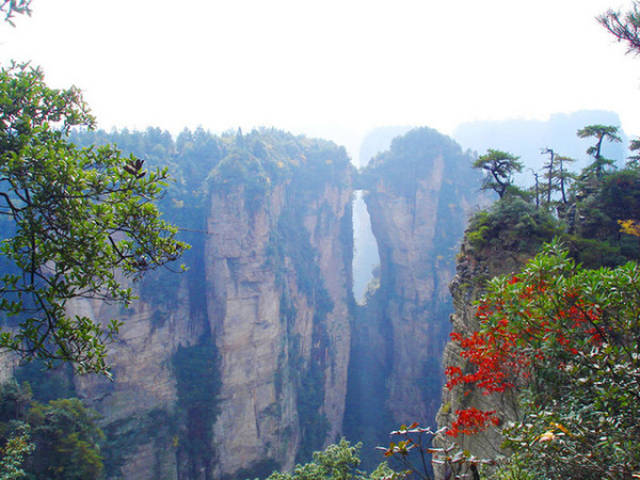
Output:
0,0,638,161
454,110,629,185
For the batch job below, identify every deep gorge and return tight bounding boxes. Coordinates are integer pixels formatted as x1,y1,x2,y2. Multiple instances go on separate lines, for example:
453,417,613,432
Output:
11,126,483,479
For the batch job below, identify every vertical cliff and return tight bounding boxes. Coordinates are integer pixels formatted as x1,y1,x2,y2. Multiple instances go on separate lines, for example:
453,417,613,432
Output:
204,132,353,476
63,129,354,479
434,237,533,465
345,128,482,465
18,126,492,478
69,272,208,480
433,197,561,478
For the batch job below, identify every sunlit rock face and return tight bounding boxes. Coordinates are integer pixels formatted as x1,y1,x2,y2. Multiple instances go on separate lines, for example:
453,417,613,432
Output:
67,131,355,480
205,172,353,476
205,183,295,475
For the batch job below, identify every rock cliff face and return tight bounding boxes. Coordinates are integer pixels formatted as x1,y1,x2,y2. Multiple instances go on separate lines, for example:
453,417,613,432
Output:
433,219,551,478
434,239,530,465
67,130,354,479
18,127,487,479
344,128,482,465
205,184,296,475
206,167,353,476
69,271,206,480
365,129,480,424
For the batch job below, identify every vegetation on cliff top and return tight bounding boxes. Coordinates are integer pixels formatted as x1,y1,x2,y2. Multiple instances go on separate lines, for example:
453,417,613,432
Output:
465,121,640,267
436,4,640,477
358,126,477,197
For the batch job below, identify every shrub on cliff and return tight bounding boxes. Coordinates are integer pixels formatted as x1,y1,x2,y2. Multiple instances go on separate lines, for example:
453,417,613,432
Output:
0,382,104,480
466,197,561,253
444,241,640,478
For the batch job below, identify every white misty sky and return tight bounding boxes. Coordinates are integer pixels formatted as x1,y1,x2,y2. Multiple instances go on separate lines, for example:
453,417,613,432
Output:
1,0,639,157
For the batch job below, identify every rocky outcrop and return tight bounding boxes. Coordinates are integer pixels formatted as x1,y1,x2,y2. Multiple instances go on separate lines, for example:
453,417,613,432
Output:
70,271,205,479
365,130,480,426
205,183,298,475
344,128,483,464
14,126,493,479
434,239,530,465
433,217,553,478
206,144,353,476
63,131,355,479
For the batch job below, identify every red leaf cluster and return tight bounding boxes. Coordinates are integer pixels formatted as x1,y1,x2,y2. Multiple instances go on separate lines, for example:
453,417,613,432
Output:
444,275,602,437
446,407,499,437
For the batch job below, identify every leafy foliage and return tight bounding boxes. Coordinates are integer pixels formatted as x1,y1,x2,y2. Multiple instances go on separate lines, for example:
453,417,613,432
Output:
466,196,561,253
576,124,621,181
0,382,104,480
267,439,394,480
0,63,187,374
380,423,493,480
26,398,104,480
0,422,32,480
473,149,523,199
464,122,640,269
444,241,640,478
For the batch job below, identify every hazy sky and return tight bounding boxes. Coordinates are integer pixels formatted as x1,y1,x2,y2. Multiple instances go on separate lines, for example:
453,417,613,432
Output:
1,0,639,157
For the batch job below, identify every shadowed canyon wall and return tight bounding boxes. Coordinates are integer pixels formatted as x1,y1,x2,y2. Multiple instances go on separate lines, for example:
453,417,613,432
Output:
65,129,355,479
9,127,483,479
344,128,483,467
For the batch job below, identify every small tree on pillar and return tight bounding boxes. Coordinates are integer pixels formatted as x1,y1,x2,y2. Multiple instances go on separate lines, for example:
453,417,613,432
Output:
473,149,523,199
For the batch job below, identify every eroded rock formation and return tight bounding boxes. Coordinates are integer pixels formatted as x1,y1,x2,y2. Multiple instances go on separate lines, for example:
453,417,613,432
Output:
344,128,482,467
68,131,354,479
8,127,485,479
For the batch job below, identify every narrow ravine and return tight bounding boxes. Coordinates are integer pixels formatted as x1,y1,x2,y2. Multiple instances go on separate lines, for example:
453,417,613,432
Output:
352,190,380,304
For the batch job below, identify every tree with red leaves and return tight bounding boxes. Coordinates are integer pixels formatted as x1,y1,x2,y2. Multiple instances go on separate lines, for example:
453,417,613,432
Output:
444,240,640,479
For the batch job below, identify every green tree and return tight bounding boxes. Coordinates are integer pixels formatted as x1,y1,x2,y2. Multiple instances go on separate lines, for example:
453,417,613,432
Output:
0,382,104,480
577,124,621,180
24,398,103,480
0,63,188,374
473,149,523,199
267,439,394,480
0,382,33,480
628,138,640,167
0,424,33,480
